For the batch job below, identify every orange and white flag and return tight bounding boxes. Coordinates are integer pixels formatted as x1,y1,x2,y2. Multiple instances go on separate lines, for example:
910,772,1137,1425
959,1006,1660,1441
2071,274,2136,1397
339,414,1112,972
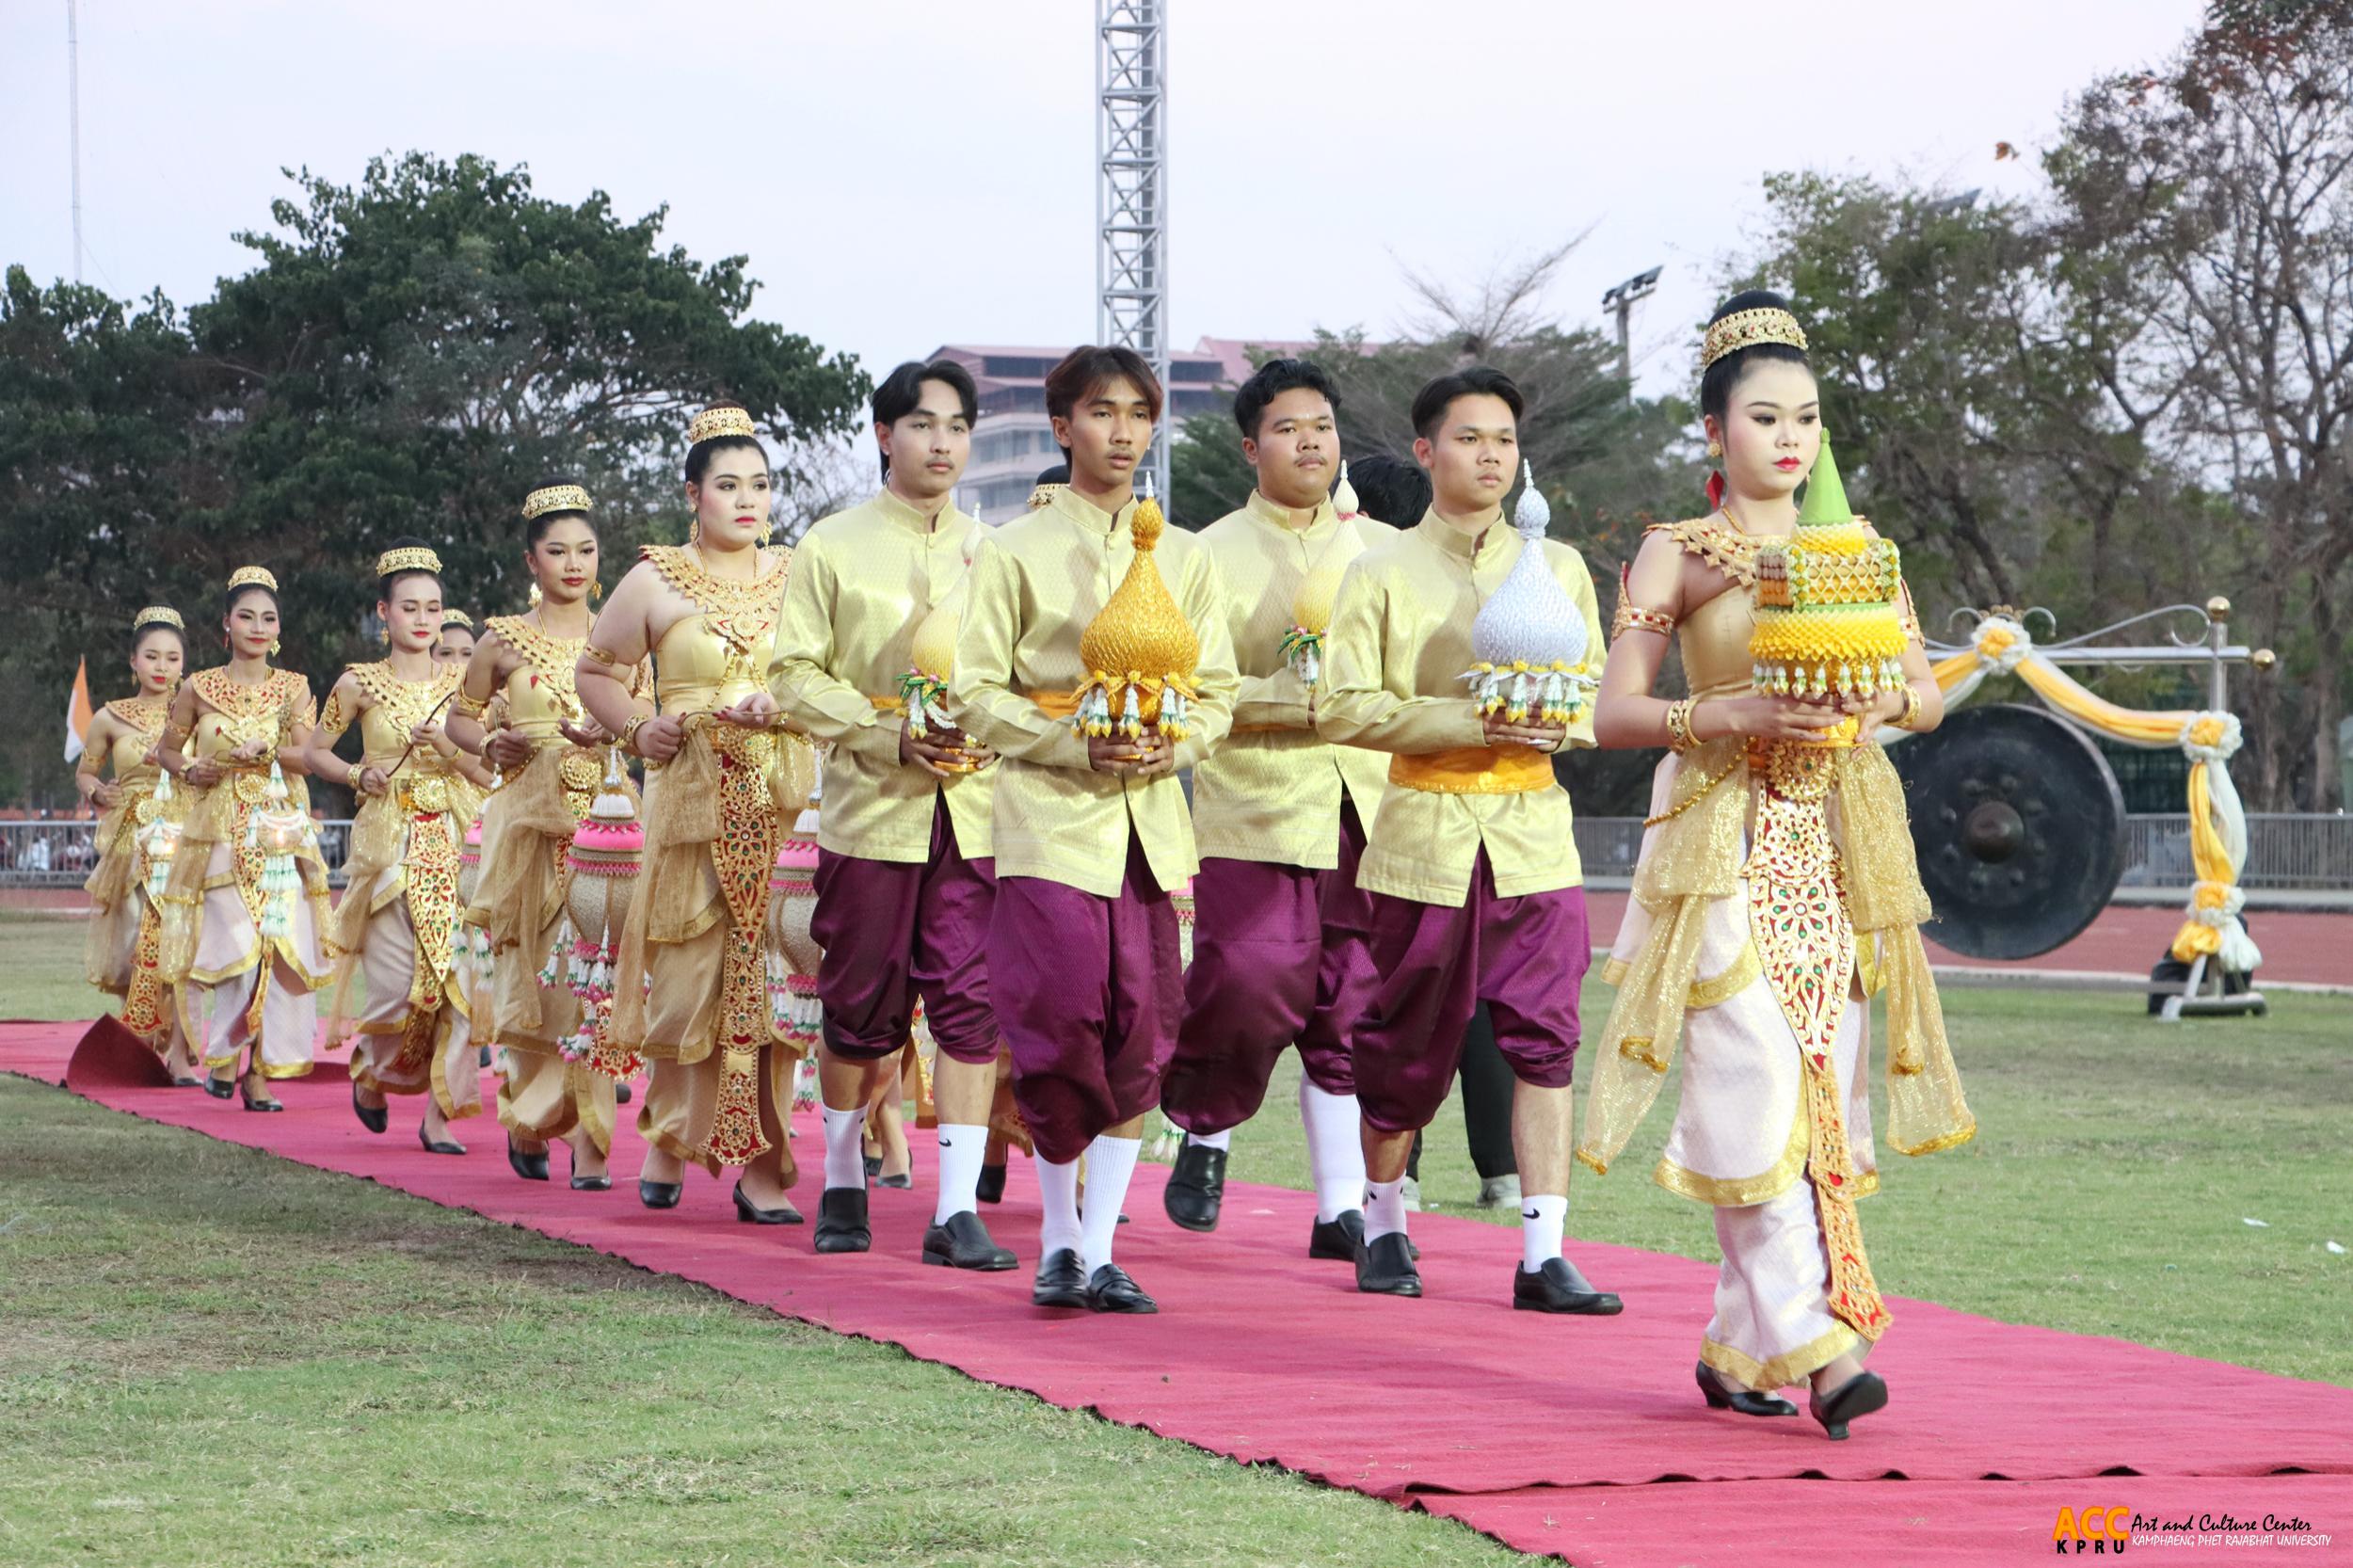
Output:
63,657,93,764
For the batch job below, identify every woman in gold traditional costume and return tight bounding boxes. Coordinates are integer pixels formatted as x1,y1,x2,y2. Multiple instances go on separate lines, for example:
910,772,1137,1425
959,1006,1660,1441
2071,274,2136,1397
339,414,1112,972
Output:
449,482,648,1191
1582,292,1974,1442
577,403,816,1219
435,609,477,670
155,568,332,1109
303,541,497,1153
78,606,196,1080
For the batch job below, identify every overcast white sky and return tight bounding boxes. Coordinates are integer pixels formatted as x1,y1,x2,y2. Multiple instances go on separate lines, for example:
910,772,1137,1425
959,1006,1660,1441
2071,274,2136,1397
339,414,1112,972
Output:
3,0,2206,400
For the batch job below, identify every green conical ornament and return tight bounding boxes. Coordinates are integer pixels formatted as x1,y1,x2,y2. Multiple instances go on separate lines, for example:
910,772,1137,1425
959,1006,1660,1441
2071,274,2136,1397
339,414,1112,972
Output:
1796,433,1853,528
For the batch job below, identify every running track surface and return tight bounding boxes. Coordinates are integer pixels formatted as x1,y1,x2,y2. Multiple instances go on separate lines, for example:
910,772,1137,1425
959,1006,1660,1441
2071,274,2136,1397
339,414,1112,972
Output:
5,1018,2348,1566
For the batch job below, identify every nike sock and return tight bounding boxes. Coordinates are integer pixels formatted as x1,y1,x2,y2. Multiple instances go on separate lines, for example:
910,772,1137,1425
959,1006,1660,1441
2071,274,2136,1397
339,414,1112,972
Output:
933,1124,987,1224
1036,1156,1082,1260
1078,1133,1143,1276
1187,1126,1231,1153
1299,1080,1368,1224
1521,1192,1567,1271
1364,1176,1409,1243
820,1103,868,1192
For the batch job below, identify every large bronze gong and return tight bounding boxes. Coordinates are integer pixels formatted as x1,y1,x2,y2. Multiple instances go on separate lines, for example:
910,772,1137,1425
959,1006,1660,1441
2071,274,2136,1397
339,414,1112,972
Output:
1890,704,2126,960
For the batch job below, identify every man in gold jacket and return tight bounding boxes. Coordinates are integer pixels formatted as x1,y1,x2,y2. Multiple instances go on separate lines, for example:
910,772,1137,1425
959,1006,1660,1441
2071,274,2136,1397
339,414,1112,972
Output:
1156,358,1395,1256
1318,367,1623,1316
952,345,1239,1316
769,359,1016,1271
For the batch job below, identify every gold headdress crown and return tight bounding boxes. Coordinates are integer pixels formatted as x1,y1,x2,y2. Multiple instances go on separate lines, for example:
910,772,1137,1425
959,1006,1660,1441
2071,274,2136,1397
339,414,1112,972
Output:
376,546,443,579
688,405,760,445
521,484,593,521
227,566,278,593
1701,307,1808,369
440,609,473,630
133,606,184,632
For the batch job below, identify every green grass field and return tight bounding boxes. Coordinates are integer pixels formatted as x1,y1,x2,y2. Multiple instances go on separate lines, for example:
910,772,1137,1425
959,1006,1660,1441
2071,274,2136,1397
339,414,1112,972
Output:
2,909,2348,1566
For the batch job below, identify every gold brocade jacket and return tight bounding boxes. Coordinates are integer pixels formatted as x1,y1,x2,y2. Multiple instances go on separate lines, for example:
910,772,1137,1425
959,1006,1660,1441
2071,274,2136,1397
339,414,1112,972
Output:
1191,491,1393,868
766,488,992,863
1317,509,1606,906
951,485,1240,898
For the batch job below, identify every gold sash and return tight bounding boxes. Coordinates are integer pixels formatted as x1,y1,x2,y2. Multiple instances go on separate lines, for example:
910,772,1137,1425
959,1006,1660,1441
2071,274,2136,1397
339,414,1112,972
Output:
1389,744,1553,795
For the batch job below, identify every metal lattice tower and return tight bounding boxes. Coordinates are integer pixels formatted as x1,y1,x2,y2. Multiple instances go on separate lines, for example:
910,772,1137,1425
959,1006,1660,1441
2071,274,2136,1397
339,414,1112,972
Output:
1095,1,1170,500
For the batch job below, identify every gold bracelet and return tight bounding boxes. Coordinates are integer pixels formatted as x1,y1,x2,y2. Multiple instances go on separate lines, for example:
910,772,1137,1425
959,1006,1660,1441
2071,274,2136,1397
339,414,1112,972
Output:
617,714,648,754
347,762,364,790
450,690,488,719
1896,685,1924,730
1664,697,1699,754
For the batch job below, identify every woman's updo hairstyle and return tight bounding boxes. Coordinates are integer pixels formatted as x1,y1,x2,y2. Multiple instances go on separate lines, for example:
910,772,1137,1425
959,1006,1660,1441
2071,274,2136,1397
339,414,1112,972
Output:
1699,289,1813,425
131,607,188,660
521,479,596,550
224,567,279,619
683,402,769,486
376,536,444,603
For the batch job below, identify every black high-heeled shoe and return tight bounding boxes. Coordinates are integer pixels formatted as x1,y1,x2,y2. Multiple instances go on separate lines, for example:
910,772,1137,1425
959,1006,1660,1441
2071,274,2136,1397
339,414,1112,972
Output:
238,1071,283,1113
1696,1361,1799,1417
638,1177,682,1209
417,1123,467,1156
351,1081,388,1134
1808,1369,1888,1441
506,1136,551,1182
203,1073,235,1100
733,1182,804,1225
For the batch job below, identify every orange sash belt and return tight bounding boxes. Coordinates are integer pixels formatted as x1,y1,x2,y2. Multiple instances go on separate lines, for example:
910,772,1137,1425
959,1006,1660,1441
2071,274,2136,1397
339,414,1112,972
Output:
1029,690,1080,720
1390,744,1553,795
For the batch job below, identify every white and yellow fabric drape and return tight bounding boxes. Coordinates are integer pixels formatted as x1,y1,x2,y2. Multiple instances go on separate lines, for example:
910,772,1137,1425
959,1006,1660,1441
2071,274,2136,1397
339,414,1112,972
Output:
1915,616,2259,972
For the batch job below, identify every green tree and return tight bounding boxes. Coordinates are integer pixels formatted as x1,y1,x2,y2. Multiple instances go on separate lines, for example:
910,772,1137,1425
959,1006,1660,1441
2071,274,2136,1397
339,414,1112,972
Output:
0,152,870,808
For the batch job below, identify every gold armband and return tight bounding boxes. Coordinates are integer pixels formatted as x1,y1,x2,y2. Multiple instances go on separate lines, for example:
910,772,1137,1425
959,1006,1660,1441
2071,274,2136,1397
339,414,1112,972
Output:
449,690,488,719
1665,697,1699,754
1896,685,1924,731
1611,600,1677,641
75,755,104,777
581,645,620,667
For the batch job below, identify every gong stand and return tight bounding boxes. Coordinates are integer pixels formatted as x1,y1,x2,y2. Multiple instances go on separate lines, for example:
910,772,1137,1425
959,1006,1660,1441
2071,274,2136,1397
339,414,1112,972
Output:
1920,596,2275,1022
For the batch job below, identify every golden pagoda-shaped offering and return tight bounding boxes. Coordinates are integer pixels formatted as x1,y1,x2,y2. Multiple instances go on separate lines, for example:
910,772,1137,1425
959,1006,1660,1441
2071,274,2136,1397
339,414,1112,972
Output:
1748,435,1906,746
1072,473,1201,740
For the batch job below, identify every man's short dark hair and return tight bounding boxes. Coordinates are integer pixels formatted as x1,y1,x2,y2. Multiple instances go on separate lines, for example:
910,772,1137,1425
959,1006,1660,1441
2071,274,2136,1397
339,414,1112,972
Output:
1410,366,1525,440
1232,357,1341,440
872,360,981,479
1043,345,1163,426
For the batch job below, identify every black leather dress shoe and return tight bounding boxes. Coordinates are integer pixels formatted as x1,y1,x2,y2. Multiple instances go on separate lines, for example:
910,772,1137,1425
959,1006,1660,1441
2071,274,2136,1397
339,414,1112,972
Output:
1309,1208,1366,1260
351,1082,387,1133
506,1137,551,1182
1084,1262,1158,1314
1355,1231,1422,1297
638,1178,682,1209
733,1183,803,1225
813,1187,872,1252
1032,1247,1088,1308
975,1161,1007,1205
614,1080,632,1104
922,1210,1016,1271
1161,1137,1227,1232
1809,1369,1888,1441
1696,1360,1799,1417
1513,1256,1624,1316
418,1125,466,1156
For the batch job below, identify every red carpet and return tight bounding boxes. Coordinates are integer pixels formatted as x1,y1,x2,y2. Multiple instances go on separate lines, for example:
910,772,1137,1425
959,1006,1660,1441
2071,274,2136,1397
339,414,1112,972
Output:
8,1017,2350,1565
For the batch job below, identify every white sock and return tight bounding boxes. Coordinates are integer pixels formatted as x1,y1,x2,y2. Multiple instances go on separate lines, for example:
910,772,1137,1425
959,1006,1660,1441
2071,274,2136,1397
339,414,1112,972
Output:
1036,1156,1082,1259
1187,1126,1232,1152
821,1103,868,1192
1300,1080,1368,1223
1079,1133,1143,1276
1365,1176,1408,1242
933,1124,987,1224
1521,1192,1567,1271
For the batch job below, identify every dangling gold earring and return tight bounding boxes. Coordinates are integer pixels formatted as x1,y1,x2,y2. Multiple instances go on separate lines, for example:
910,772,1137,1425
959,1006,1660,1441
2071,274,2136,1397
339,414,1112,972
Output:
687,516,700,547
269,638,281,657
588,579,602,602
759,519,774,550
377,623,389,648
1706,438,1723,458
528,582,543,609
